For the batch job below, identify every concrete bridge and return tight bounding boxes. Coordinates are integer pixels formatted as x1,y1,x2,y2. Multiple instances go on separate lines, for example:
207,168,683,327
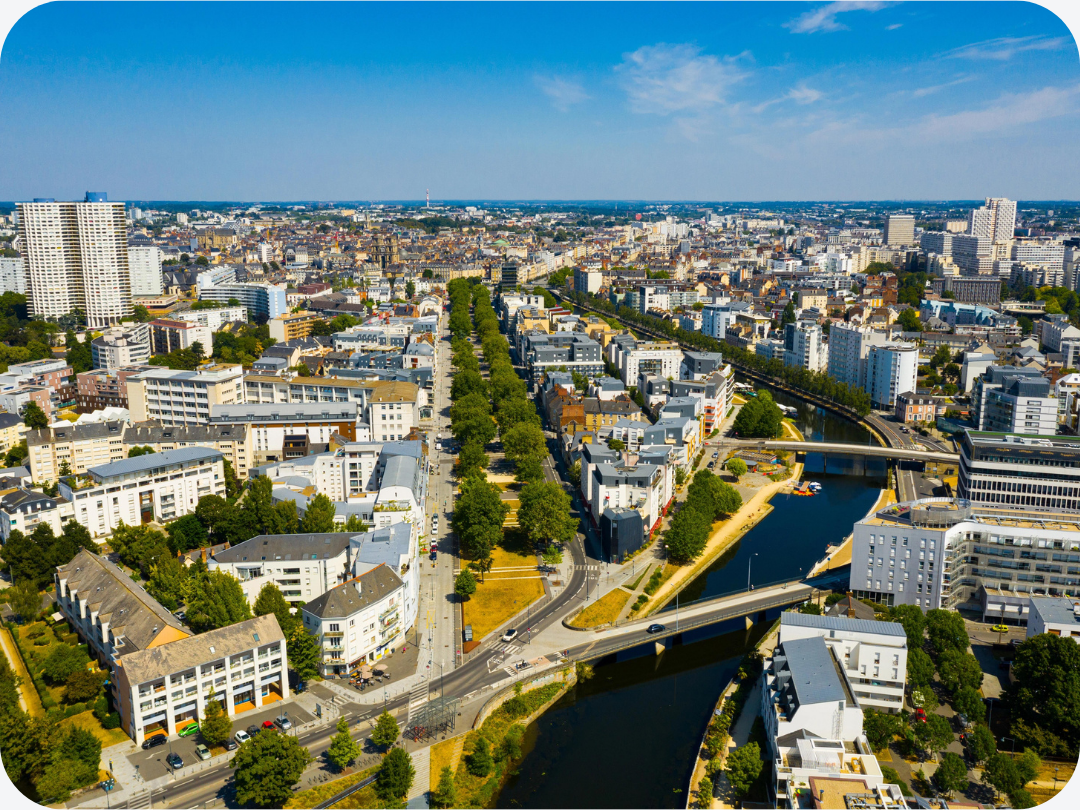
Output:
729,439,958,464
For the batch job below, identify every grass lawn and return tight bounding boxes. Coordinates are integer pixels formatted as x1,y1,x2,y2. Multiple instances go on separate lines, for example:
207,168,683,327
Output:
568,589,630,628
488,526,538,570
59,710,130,748
430,737,457,783
284,762,382,810
463,577,545,640
627,565,651,591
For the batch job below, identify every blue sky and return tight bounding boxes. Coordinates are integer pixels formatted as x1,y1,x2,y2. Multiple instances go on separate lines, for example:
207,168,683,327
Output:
1,1,1078,201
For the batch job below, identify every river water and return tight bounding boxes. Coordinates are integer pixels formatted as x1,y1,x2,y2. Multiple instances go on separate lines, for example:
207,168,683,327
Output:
496,380,885,809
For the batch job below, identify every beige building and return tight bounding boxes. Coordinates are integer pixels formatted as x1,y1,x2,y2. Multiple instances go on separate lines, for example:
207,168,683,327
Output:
0,412,26,455
27,420,127,483
268,310,322,343
123,422,255,479
127,364,244,425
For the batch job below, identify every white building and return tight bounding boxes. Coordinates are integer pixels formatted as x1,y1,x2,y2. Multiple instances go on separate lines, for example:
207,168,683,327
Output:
0,255,27,294
172,306,247,331
210,532,353,604
969,197,1017,243
865,343,918,409
883,215,915,247
17,193,133,327
92,324,152,370
783,323,827,372
128,244,164,297
127,364,245,426
826,324,891,392
574,267,602,295
951,234,993,275
199,281,288,320
58,446,226,538
1026,596,1080,642
621,342,682,386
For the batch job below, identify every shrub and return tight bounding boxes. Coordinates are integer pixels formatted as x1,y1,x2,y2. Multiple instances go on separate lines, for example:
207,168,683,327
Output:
643,569,664,596
64,702,87,718
33,637,51,647
101,712,121,729
632,594,648,611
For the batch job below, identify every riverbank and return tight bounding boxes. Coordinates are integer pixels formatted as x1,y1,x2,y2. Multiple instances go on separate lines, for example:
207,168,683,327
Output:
808,485,894,576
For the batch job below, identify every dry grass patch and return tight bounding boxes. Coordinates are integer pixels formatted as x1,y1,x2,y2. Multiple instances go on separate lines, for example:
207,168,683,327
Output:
463,577,545,640
430,737,457,781
568,588,630,628
284,763,382,810
59,710,130,748
489,544,536,570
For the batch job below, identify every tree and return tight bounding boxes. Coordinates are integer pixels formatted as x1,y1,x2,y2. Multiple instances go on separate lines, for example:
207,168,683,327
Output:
35,758,97,804
907,648,935,688
43,642,90,684
377,746,415,801
518,481,576,546
966,723,996,764
300,492,336,533
165,513,208,554
243,476,276,537
454,569,477,601
926,608,969,657
231,727,312,807
697,775,713,807
726,457,747,481
456,441,489,478
254,582,293,628
932,751,969,796
497,725,524,761
405,281,415,299
431,765,457,809
897,308,922,332
466,735,493,777
1008,633,1080,753
371,710,400,749
781,301,796,326
888,603,927,651
913,713,953,754
953,687,984,722
287,621,320,681
185,570,252,633
22,402,47,430
128,445,156,458
453,476,508,577
63,669,104,703
664,506,712,563
937,649,983,694
502,422,546,464
568,460,581,487
327,717,360,771
8,580,41,621
724,741,762,799
514,455,544,485
200,689,232,747
267,500,300,535
862,709,902,752
1015,749,1041,786
983,752,1022,798
607,438,626,452
147,557,189,612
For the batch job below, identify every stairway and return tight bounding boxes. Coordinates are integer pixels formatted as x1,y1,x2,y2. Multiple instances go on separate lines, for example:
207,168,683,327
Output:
408,747,430,800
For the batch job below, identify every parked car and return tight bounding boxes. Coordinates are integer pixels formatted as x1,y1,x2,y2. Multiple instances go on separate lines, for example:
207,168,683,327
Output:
234,729,251,745
178,722,200,738
275,715,293,731
262,720,276,731
195,743,211,761
166,752,184,770
501,629,518,643
224,737,238,751
914,708,927,723
430,551,437,562
247,724,261,739
646,624,666,634
141,735,167,751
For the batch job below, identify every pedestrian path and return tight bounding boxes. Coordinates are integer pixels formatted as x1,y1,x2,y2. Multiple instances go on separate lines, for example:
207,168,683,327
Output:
408,747,431,800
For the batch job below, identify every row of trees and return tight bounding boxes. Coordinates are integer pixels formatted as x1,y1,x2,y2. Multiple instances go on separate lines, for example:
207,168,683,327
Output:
562,289,872,416
664,470,742,563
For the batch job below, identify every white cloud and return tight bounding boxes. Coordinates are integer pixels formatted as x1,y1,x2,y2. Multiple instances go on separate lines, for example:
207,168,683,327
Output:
752,83,824,113
615,43,746,115
886,23,903,31
785,1,888,35
943,36,1070,61
534,75,590,112
911,75,976,98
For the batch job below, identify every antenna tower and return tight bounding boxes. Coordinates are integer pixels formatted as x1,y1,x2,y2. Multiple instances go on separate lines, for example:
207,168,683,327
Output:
426,189,430,209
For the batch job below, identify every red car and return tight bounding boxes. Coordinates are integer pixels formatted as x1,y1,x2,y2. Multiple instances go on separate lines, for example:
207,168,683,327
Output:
262,720,276,730
914,708,927,723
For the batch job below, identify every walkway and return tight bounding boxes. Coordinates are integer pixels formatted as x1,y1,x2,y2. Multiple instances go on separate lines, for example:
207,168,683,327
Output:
711,680,762,809
0,625,42,716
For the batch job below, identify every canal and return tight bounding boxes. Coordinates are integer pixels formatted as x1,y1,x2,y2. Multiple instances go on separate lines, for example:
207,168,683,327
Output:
497,380,886,809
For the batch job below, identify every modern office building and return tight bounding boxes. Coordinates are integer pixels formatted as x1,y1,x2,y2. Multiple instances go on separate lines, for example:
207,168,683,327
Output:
17,193,133,327
172,306,246,331
128,244,164,297
126,364,245,425
958,430,1080,513
971,366,1056,435
883,214,915,247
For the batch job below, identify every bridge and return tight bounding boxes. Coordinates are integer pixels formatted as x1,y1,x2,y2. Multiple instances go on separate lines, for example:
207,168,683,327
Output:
728,439,959,464
566,568,851,661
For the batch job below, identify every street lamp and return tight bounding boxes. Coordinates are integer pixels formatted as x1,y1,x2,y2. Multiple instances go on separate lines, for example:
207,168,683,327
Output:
747,552,758,592
1001,736,1016,754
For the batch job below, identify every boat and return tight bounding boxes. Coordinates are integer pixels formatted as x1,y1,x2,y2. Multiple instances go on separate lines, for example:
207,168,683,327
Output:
807,481,822,492
793,482,816,496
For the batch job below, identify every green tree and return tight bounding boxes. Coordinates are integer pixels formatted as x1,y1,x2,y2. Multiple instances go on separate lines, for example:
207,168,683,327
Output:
405,281,415,299
146,557,189,612
518,480,576,546
286,621,320,681
1016,749,1041,786
888,603,927,651
897,308,922,332
300,493,337,533
35,759,97,804
502,422,546,464
453,476,508,578
376,746,415,801
498,725,524,761
932,751,969,796
200,689,232,747
186,569,252,633
726,457,747,481
128,445,156,458
454,569,477,601
371,710,400,749
43,642,90,684
267,499,300,534
607,438,626,452
456,441,489,478
953,687,985,722
913,713,953,754
938,649,984,694
22,402,47,430
926,609,969,657
327,717,360,771
253,582,293,629
724,741,763,799
664,505,712,563
466,735,493,777
966,723,997,764
165,513,208,554
514,455,545,485
243,476,276,537
907,648,935,688
781,301,796,326
1008,633,1080,754
431,765,457,809
231,727,312,807
983,752,1022,799
862,709,902,752
63,669,104,704
8,579,41,621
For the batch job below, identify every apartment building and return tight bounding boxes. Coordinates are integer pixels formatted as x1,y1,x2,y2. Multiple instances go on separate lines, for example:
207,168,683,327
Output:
127,364,245,426
0,488,74,541
209,402,363,463
783,322,827,372
367,382,422,443
172,306,246,331
521,332,604,381
826,323,891,392
894,392,941,424
58,446,226,538
584,455,666,561
198,282,287,320
883,214,915,247
951,234,993,275
268,310,321,342
76,366,154,411
209,532,353,604
149,319,213,355
17,193,133,327
958,430,1080,513
929,275,1001,305
1026,595,1080,642
27,420,127,483
91,325,152,370
0,412,25,455
968,197,1017,243
128,244,164,298
0,255,27,294
123,422,254,480
619,342,682,386
865,343,918,409
301,564,406,676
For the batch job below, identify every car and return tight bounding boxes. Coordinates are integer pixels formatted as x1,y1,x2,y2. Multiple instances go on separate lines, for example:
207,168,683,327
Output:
247,724,261,739
224,737,238,751
501,629,518,642
646,624,666,634
275,715,293,731
166,752,184,770
141,734,167,750
1009,638,1023,648
956,713,972,730
713,451,719,457
195,743,211,761
990,624,1009,634
914,708,927,723
234,729,251,745
430,551,437,561
262,720,276,730
178,722,200,738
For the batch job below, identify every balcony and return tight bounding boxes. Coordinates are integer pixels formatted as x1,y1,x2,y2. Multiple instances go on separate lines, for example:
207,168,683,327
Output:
324,630,344,638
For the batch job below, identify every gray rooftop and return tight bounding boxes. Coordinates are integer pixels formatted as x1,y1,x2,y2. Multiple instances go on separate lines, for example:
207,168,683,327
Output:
27,420,126,448
351,523,412,570
212,533,354,564
302,564,404,620
210,402,359,422
1029,595,1080,628
781,611,908,639
778,636,848,707
89,445,223,480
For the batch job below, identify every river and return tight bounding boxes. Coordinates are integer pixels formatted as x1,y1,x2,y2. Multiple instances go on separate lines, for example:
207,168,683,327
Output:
496,380,885,809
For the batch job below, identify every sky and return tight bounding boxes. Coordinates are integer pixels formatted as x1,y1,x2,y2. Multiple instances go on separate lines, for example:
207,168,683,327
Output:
0,1,1079,201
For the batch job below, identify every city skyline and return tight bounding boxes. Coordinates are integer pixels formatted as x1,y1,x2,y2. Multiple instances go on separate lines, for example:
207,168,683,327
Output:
0,2,1078,201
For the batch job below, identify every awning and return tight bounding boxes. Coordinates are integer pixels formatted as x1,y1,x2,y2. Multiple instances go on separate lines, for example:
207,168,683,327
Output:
260,672,281,684
231,682,254,695
173,700,197,713
141,712,167,725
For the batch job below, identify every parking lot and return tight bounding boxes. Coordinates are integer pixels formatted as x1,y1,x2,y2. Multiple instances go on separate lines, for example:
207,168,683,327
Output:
125,700,316,781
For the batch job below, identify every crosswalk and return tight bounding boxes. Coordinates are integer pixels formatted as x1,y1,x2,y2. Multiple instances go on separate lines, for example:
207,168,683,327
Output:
125,790,151,809
491,641,520,654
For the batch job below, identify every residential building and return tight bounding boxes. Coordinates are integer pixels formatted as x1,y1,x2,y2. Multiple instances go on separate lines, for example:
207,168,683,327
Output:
269,310,321,343
209,532,353,604
573,267,602,295
960,345,998,393
582,452,666,561
929,275,1001,304
27,420,128,483
1026,595,1080,642
0,412,26,455
17,193,133,327
127,364,245,426
198,282,287,320
865,343,918,409
209,402,363,463
58,446,226,537
128,245,164,298
123,422,254,480
883,214,914,247
172,306,246,331
149,319,213,355
620,342,682,386
364,381,421,442
827,324,891,392
0,488,73,541
968,197,1017,243
301,564,406,676
783,322,827,372
521,332,603,381
92,324,152,370
951,234,993,275
0,255,27,294
894,392,941,423
76,366,153,411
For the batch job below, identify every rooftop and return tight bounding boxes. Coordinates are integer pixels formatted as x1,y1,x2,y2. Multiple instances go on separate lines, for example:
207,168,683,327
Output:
1029,595,1080,628
89,445,223,480
302,564,403,620
781,611,907,639
211,532,354,564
